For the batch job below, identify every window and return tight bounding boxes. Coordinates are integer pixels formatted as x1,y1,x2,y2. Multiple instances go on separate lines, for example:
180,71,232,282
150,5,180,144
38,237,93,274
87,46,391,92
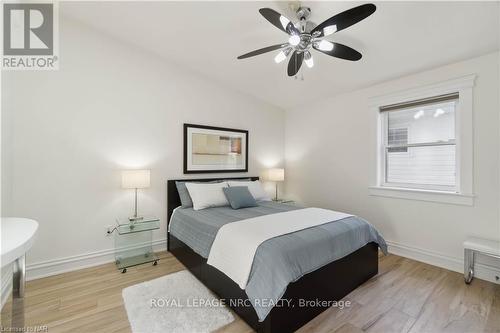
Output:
381,94,457,192
369,74,475,205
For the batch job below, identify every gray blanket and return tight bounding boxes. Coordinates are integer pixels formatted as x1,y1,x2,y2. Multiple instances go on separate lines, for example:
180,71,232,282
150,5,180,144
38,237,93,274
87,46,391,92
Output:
169,201,387,321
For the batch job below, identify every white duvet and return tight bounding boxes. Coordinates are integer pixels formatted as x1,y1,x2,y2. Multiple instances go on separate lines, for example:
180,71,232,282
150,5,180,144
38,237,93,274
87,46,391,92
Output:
207,208,352,289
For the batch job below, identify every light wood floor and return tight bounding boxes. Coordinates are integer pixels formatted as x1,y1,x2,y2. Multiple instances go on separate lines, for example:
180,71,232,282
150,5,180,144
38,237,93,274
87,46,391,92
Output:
1,251,499,333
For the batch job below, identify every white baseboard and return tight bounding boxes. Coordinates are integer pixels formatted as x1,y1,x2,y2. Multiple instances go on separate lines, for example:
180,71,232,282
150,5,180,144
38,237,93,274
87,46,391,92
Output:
386,240,500,284
27,238,167,281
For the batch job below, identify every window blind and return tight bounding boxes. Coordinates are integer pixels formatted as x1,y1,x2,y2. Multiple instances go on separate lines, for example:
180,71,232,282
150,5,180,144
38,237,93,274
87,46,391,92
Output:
379,92,459,112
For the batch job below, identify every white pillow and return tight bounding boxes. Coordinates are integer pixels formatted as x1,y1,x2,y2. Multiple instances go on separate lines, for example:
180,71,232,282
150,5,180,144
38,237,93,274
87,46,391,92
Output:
185,182,229,211
227,180,271,202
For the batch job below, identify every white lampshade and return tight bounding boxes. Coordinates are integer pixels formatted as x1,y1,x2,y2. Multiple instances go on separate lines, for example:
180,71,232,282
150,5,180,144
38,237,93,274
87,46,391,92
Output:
121,170,150,189
263,168,285,182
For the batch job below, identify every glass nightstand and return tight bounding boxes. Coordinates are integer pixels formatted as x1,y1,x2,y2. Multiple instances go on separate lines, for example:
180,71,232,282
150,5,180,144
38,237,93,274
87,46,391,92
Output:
112,216,160,273
274,199,296,205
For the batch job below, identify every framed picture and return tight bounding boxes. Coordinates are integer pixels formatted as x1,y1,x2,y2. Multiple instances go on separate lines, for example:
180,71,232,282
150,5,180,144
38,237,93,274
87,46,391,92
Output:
183,123,248,174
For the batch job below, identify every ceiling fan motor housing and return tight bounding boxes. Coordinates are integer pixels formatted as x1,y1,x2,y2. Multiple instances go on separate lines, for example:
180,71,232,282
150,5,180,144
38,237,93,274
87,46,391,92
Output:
296,34,313,52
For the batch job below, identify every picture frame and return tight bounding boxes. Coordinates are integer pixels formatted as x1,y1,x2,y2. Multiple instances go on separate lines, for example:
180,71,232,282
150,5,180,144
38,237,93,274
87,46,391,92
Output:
183,123,249,174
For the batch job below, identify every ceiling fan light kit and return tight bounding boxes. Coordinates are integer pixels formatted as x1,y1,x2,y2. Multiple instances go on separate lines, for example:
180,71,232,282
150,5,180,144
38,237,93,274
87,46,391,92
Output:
304,51,314,68
237,4,376,77
275,47,292,63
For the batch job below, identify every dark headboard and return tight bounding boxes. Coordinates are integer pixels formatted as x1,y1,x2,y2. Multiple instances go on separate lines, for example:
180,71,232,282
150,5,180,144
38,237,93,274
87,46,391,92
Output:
167,176,259,227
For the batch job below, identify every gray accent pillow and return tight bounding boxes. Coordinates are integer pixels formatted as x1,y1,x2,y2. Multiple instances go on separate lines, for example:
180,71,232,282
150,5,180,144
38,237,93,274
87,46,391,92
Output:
223,186,258,210
176,180,222,208
175,181,193,208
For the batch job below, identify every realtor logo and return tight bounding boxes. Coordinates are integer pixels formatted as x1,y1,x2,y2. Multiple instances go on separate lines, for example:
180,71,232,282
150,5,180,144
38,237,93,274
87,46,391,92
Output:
2,2,59,70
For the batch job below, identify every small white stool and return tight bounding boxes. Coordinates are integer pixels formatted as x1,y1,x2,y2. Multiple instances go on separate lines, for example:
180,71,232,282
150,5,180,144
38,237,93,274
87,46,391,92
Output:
463,237,500,284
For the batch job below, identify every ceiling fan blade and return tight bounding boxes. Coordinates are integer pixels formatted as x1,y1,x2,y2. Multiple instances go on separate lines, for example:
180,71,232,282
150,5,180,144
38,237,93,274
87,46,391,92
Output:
259,8,300,35
313,42,362,61
287,51,304,76
237,43,288,59
312,4,376,37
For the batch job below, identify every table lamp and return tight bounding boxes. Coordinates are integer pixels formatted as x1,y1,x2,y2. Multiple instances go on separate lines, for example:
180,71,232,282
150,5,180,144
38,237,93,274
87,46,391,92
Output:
122,169,150,221
263,168,285,201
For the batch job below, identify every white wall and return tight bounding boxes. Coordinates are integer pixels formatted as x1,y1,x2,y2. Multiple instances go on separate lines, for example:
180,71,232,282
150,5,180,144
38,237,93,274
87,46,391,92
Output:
285,52,500,282
1,16,285,279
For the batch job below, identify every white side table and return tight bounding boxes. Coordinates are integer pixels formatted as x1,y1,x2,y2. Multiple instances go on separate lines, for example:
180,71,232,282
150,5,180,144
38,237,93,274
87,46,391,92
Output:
463,237,500,284
1,218,38,299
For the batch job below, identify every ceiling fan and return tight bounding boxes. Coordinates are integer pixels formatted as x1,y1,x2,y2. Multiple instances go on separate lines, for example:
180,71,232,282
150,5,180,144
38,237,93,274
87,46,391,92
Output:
237,3,376,77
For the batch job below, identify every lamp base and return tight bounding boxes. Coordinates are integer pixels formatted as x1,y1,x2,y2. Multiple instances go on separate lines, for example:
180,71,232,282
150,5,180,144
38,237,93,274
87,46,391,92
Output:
128,216,144,222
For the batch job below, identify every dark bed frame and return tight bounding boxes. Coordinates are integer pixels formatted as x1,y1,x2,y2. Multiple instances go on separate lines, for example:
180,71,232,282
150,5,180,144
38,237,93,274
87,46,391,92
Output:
167,177,378,333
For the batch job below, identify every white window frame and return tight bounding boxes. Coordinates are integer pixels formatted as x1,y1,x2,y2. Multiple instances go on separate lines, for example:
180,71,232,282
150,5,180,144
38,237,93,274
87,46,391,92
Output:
369,75,475,206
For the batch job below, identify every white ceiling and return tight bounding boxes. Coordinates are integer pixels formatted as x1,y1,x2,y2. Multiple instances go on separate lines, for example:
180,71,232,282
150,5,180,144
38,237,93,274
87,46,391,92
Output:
62,1,499,109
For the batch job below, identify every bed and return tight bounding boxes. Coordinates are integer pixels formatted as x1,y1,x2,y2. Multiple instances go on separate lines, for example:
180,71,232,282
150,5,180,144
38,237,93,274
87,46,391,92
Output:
167,177,386,333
